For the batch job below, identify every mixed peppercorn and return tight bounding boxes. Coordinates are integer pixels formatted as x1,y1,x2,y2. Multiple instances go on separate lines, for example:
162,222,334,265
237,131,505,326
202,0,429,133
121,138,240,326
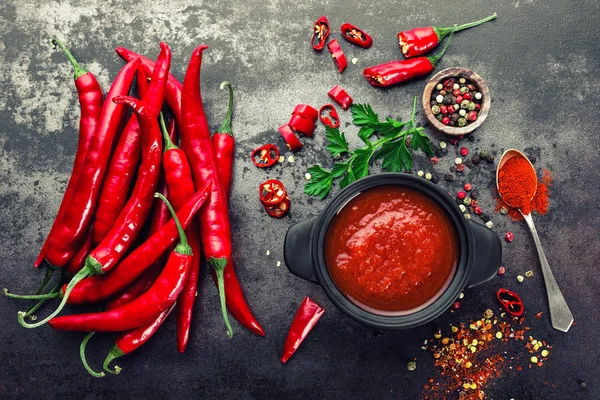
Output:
430,77,484,127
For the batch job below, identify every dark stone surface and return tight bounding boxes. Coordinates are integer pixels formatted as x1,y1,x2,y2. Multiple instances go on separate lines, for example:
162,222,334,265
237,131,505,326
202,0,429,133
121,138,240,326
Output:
0,0,599,399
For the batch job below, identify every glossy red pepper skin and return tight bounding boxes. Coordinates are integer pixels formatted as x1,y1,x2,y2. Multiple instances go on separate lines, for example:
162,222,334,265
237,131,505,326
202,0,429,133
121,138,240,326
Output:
211,81,235,197
328,85,353,110
281,297,325,363
251,144,280,168
327,39,347,73
288,114,315,137
34,41,104,268
279,124,303,152
292,104,318,122
340,22,373,48
259,179,287,207
311,16,330,51
182,46,264,337
319,104,340,128
265,195,290,218
65,229,93,274
496,288,524,316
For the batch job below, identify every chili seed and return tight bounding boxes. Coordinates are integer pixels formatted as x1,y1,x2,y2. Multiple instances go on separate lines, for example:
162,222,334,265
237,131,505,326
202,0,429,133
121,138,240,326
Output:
496,331,503,339
436,83,443,90
498,266,505,275
517,275,524,283
278,156,285,163
431,105,441,115
441,337,450,345
500,206,509,214
459,292,464,299
439,141,447,149
505,232,514,242
485,221,494,228
305,173,312,180
464,361,473,369
417,170,424,177
531,356,538,363
484,309,494,319
276,260,281,267
351,57,358,65
407,360,417,371
425,172,432,180
541,349,549,357
475,92,482,100
435,94,444,103
288,155,295,163
525,270,534,277
266,250,270,256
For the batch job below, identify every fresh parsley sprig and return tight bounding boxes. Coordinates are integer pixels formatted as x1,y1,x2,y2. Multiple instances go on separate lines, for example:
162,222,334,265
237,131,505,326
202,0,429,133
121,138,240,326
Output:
304,97,433,199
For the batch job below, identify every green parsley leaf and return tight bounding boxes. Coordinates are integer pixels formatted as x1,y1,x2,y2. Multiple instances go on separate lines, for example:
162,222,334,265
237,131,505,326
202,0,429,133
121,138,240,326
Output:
351,104,379,126
357,126,375,143
339,168,356,189
304,165,333,199
325,126,349,157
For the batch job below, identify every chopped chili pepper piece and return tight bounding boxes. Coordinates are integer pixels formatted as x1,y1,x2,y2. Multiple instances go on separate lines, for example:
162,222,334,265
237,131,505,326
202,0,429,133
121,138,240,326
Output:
278,124,303,152
311,16,330,51
288,114,316,137
340,22,373,48
496,288,524,317
292,104,318,122
328,85,353,110
319,104,340,128
259,179,287,207
327,39,347,73
281,297,325,363
265,195,290,218
251,144,280,168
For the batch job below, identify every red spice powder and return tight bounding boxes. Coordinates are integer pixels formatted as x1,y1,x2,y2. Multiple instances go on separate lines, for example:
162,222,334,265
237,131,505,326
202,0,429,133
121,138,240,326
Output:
496,168,552,221
497,156,538,214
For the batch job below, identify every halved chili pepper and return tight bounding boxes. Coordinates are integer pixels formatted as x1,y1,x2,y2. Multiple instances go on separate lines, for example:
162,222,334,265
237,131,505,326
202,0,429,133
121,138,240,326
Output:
288,114,316,137
292,104,318,122
259,179,287,207
327,39,347,73
265,195,290,218
252,144,280,168
319,104,340,128
48,193,192,333
281,297,325,363
340,22,373,48
278,124,303,152
328,85,353,110
212,81,235,197
398,13,496,58
311,16,330,51
34,39,104,269
496,288,524,317
363,32,454,87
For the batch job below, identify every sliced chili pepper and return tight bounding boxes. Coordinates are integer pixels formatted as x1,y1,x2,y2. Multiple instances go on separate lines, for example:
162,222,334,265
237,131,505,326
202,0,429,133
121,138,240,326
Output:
34,39,104,269
340,22,373,48
292,104,318,122
288,114,316,137
278,124,303,152
281,297,325,363
398,13,496,58
328,85,353,110
327,39,347,73
496,288,524,317
265,195,290,218
319,104,340,128
311,16,330,51
252,144,280,168
49,194,192,333
259,179,287,207
212,81,235,197
363,32,454,87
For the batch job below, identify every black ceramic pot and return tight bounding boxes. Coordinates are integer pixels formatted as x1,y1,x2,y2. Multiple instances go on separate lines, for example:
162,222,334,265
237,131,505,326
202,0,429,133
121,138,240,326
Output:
284,173,501,329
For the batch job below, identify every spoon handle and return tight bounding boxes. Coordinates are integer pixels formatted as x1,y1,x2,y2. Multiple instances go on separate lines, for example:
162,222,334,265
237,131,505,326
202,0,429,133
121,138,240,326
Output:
522,213,574,332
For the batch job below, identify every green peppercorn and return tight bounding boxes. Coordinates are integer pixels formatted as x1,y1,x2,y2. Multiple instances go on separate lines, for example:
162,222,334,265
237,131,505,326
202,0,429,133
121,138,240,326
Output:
407,360,417,371
432,105,441,115
460,100,470,109
458,117,467,127
436,114,443,121
479,150,489,158
468,102,476,111
463,197,472,206
460,86,469,94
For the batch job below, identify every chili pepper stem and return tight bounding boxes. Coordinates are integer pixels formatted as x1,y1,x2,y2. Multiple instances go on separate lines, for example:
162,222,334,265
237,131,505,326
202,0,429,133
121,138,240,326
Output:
16,261,100,328
159,113,178,151
52,38,89,79
154,193,192,255
436,13,497,41
103,345,124,375
22,282,62,319
80,332,105,378
208,257,233,338
3,287,60,300
217,81,234,135
427,31,455,67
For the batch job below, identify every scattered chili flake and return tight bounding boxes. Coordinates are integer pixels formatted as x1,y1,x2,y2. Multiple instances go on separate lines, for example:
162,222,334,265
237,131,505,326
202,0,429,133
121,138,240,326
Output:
534,311,543,320
497,266,505,275
453,301,461,309
525,270,534,278
505,232,514,242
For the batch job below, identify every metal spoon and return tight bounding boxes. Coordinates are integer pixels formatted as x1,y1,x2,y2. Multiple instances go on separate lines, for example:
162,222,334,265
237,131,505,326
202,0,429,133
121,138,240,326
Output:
496,149,573,332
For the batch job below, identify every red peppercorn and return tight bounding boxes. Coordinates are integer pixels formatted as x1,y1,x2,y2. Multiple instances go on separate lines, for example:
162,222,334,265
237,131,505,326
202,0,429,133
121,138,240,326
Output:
448,137,459,146
474,206,482,215
467,111,478,122
505,232,514,242
452,301,461,309
455,163,465,172
463,183,472,191
430,157,440,165
463,92,472,101
475,103,481,111
457,191,466,200
441,116,450,125
456,95,463,103
498,266,506,275
440,105,448,115
470,199,478,207
460,147,469,157
443,79,454,88
453,89,461,97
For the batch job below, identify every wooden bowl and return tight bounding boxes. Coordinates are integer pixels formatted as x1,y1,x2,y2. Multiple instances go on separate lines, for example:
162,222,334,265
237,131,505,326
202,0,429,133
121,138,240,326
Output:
422,68,491,136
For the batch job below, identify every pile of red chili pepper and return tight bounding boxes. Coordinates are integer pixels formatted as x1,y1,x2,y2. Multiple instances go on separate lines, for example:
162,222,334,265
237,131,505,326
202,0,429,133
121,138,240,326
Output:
3,38,266,376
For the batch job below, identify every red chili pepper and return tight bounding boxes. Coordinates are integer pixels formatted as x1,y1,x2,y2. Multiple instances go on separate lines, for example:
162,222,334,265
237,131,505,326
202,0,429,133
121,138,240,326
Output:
281,297,325,363
34,39,104,269
363,32,454,87
278,124,303,152
259,179,287,207
288,114,316,137
319,104,340,128
398,13,496,58
49,194,192,332
265,195,290,218
311,16,330,51
292,104,318,122
158,113,202,353
340,22,373,48
496,288,524,317
328,85,353,110
327,39,347,73
182,46,264,338
212,81,235,197
251,144,280,168
65,229,93,275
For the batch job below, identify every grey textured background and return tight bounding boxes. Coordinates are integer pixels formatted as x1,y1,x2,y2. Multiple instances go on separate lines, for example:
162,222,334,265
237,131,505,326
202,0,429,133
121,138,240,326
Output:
1,0,599,399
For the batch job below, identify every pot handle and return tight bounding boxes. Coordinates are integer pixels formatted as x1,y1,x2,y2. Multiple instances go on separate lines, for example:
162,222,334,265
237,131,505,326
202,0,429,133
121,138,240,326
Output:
284,217,319,284
467,220,502,288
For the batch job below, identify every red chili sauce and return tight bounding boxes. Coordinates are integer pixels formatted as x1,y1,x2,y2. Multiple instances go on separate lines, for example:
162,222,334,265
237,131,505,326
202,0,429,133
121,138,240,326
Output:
325,185,458,314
